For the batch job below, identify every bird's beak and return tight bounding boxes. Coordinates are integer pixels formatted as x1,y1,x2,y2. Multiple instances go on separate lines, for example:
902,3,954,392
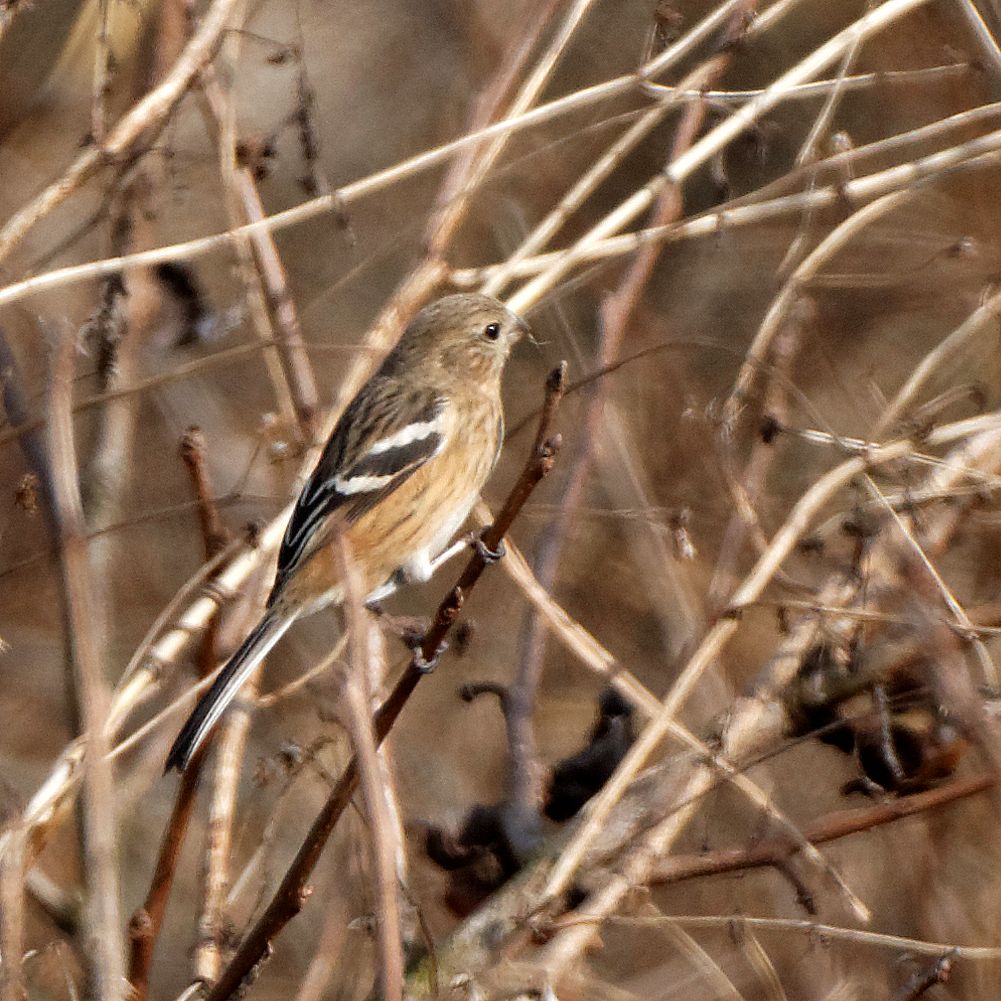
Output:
513,316,535,345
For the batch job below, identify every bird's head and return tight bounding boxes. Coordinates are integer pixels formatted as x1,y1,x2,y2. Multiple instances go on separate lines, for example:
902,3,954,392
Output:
394,293,529,386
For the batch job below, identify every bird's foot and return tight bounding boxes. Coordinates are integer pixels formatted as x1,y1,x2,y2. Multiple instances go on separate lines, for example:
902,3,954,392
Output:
472,531,506,564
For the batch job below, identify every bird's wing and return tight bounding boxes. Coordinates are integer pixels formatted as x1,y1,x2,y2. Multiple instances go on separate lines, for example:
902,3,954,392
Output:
273,382,448,592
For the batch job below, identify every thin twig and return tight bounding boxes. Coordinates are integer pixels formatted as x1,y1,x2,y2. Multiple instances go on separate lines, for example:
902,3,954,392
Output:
195,667,257,985
197,16,312,441
890,952,954,1001
425,0,566,260
646,774,994,886
585,915,1001,961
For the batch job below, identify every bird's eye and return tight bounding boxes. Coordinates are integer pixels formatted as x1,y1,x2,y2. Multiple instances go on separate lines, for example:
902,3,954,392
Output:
483,322,501,341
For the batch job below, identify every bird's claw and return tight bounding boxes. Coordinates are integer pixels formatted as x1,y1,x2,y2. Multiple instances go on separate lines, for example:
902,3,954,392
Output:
412,641,446,674
473,533,506,564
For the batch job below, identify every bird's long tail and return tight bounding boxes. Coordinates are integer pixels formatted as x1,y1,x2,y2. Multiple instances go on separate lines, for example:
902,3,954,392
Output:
164,608,295,773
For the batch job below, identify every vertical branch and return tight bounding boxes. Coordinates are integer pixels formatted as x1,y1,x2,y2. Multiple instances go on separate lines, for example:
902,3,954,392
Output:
186,431,258,988
335,532,403,1001
91,0,112,143
195,672,257,986
235,171,320,440
196,8,306,441
48,335,126,1001
0,823,26,1001
128,427,232,1001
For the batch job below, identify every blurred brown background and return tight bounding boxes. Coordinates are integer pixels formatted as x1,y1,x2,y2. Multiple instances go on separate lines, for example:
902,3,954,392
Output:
4,0,1001,998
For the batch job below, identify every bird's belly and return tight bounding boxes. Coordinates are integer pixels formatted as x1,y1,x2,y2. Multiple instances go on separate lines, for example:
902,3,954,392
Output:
402,487,479,577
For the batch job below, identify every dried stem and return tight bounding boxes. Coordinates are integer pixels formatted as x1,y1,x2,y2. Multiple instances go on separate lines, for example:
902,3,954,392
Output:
48,335,126,1001
198,17,318,442
335,533,403,1001
0,822,26,1001
590,915,1000,961
195,668,257,985
890,952,954,1001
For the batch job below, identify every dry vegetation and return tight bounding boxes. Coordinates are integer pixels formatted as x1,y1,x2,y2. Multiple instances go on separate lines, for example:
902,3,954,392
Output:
3,0,1001,998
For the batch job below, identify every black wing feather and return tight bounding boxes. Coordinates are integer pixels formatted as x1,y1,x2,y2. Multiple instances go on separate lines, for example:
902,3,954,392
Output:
271,385,445,599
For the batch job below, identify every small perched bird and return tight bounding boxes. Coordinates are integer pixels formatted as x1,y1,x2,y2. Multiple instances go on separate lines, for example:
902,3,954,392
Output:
166,293,528,772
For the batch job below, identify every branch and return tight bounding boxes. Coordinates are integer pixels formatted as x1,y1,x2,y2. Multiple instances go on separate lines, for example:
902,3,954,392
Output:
646,774,994,887
335,533,403,1001
128,428,232,1000
48,335,126,1001
0,822,26,1001
198,35,319,443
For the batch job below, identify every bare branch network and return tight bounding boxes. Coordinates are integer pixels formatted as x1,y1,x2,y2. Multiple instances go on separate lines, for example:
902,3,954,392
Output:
2,2,1001,1000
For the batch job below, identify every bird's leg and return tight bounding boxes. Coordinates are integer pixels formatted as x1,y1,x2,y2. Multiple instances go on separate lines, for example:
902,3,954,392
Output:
405,531,507,590
365,575,400,605
424,537,471,577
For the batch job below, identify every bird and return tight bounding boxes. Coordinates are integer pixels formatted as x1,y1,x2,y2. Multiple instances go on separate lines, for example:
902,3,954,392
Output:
165,293,529,772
